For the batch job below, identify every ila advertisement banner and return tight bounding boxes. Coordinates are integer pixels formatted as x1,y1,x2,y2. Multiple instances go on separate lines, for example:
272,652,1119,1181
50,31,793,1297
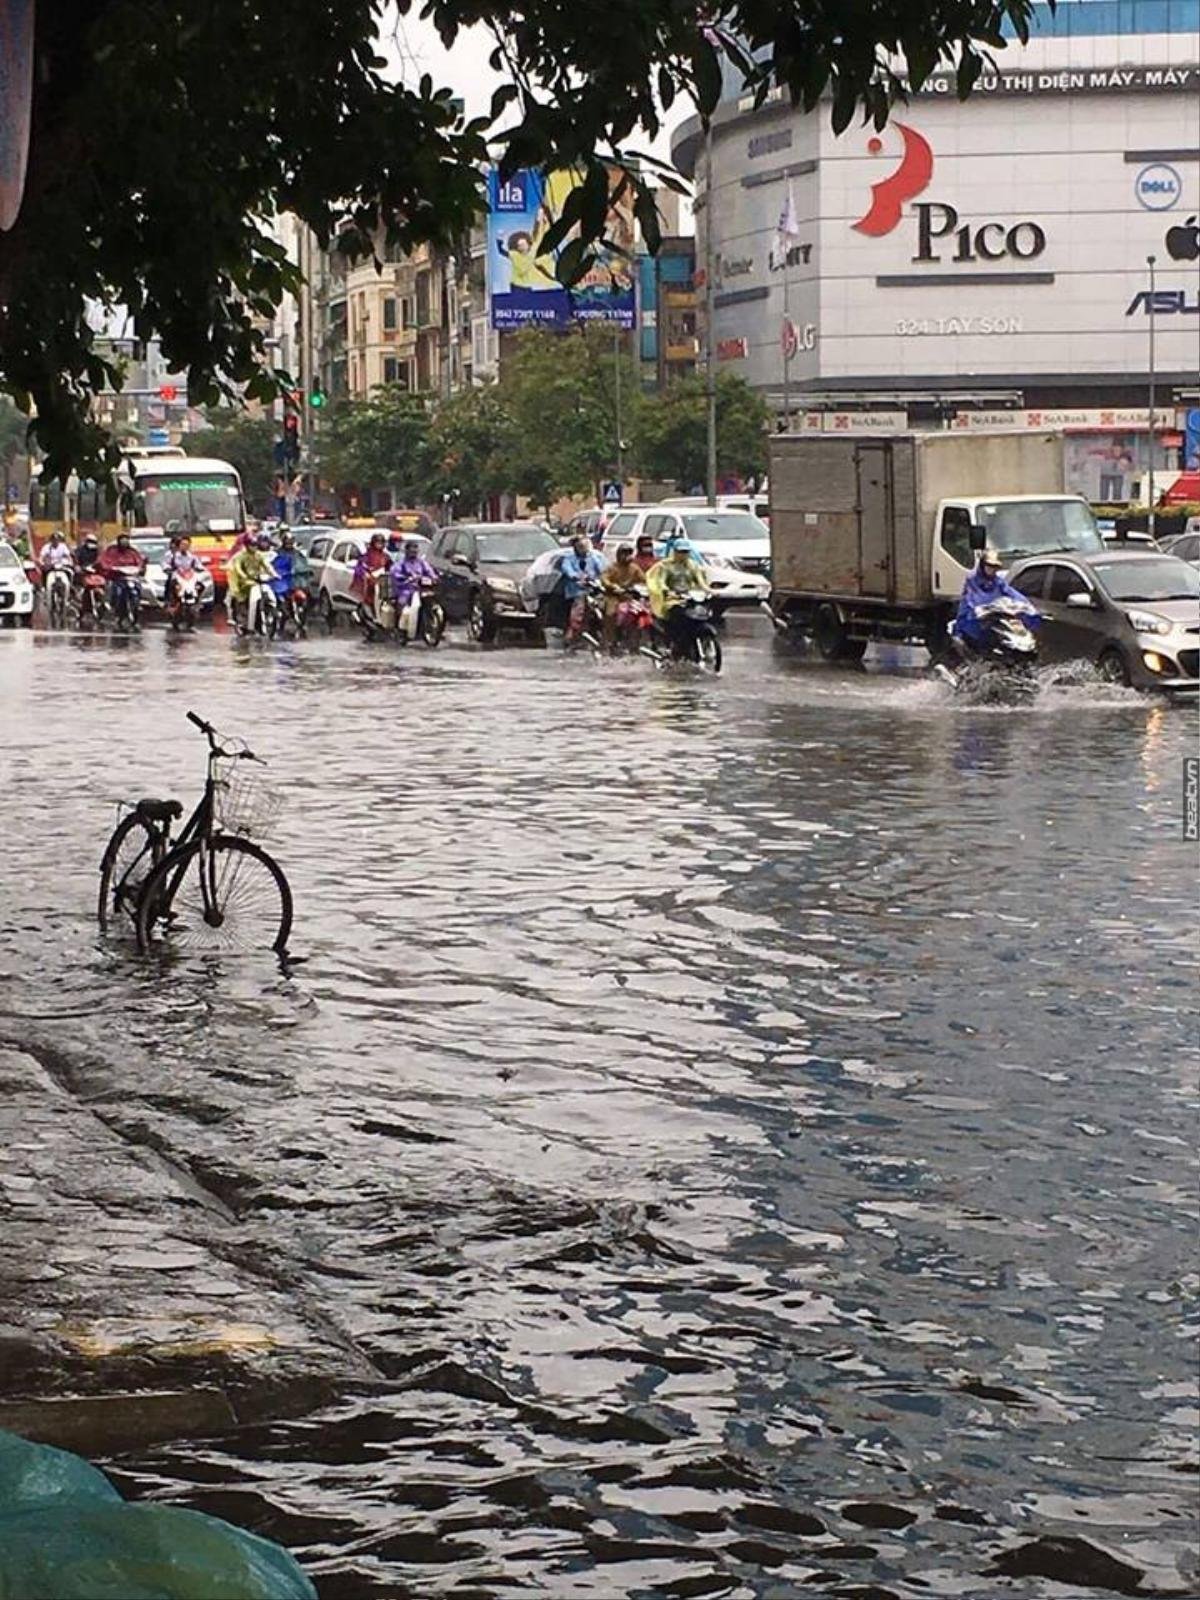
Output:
486,168,636,331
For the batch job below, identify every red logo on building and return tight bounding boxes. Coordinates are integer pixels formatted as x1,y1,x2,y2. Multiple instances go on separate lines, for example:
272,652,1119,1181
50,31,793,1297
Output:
851,124,934,236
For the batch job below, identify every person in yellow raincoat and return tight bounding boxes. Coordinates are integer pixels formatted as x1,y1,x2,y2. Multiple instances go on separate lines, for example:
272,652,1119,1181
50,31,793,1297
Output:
646,539,710,656
225,536,275,634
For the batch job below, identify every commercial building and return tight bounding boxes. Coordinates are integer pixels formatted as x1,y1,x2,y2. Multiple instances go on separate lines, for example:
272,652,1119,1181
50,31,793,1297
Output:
672,0,1200,499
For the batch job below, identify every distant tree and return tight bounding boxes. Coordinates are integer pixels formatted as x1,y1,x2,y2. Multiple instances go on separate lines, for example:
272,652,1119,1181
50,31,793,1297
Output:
320,385,429,501
184,412,278,513
0,399,29,494
635,372,768,491
0,0,1043,475
503,326,639,508
420,385,518,516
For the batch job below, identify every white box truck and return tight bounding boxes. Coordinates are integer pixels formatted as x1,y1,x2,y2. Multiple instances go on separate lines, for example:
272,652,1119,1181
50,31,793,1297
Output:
767,431,1103,660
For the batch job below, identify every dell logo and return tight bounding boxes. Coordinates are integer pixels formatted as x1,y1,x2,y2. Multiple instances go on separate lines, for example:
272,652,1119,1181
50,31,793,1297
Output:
1135,163,1182,212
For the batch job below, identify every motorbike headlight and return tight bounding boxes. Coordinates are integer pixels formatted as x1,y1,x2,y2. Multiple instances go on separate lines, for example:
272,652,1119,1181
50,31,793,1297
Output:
1127,609,1170,636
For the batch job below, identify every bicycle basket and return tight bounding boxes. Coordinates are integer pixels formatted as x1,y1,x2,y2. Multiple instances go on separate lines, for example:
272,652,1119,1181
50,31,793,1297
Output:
214,760,285,839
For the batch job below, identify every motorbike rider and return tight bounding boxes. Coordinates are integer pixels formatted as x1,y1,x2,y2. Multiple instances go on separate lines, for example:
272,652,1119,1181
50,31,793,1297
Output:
560,531,605,644
646,538,710,654
97,530,147,618
954,546,1038,656
633,534,658,575
389,538,439,641
225,533,276,634
40,529,75,576
74,532,101,572
351,531,391,620
268,529,313,611
600,542,648,649
165,534,205,608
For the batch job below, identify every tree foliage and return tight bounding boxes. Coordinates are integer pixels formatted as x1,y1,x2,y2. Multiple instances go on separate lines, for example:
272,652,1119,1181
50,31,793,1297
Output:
421,386,519,516
635,373,769,491
184,412,278,512
319,385,429,499
0,0,1045,476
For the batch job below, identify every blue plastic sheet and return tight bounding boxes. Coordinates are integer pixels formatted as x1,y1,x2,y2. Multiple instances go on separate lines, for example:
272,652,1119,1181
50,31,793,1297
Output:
0,1429,317,1600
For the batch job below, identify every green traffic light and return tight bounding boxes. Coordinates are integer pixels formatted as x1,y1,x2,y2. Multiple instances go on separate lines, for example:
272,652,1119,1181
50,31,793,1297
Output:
309,387,326,409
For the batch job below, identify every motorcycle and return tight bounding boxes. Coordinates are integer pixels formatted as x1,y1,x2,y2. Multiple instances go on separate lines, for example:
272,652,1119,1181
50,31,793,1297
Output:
75,570,107,627
44,566,73,625
641,592,723,674
611,585,656,655
168,572,201,632
275,586,309,639
243,579,278,637
110,573,143,632
355,569,392,640
934,597,1040,701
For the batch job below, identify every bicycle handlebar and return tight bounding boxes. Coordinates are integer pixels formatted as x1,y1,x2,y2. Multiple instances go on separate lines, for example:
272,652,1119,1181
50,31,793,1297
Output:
187,711,260,762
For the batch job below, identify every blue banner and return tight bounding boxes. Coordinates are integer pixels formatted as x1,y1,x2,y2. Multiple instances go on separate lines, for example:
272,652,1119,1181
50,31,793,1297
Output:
486,168,636,332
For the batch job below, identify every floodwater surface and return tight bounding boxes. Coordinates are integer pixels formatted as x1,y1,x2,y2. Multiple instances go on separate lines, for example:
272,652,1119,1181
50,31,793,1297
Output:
0,625,1196,1599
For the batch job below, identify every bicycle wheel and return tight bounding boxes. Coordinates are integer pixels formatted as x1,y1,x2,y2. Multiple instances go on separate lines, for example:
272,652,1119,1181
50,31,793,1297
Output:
136,836,292,955
98,814,163,931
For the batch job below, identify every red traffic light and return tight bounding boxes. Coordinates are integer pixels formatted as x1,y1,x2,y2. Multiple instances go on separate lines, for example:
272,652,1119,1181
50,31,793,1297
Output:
158,384,178,402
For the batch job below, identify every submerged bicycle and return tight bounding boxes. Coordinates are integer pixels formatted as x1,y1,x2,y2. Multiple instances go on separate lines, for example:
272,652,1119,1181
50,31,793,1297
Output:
97,711,292,954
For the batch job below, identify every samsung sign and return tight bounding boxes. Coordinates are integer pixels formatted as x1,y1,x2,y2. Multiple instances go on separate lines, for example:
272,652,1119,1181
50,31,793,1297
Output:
1135,163,1182,211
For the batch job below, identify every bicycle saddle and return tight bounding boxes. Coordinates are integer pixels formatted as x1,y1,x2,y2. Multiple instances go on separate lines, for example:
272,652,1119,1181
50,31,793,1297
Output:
136,798,184,823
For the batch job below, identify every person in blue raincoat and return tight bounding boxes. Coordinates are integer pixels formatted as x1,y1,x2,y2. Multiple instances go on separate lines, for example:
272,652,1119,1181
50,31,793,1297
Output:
955,546,1039,652
560,532,604,644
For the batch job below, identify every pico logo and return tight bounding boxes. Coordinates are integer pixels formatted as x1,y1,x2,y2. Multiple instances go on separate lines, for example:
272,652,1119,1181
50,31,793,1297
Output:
852,125,1046,263
1135,163,1181,211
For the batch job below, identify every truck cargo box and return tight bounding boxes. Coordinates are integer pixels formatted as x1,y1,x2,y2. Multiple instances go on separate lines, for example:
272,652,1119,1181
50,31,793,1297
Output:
768,432,1065,607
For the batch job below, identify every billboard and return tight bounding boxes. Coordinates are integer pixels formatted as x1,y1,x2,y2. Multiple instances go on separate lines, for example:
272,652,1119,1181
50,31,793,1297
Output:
486,167,636,331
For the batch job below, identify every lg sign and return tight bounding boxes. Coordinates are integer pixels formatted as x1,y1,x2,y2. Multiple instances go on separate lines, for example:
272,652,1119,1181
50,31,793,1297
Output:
852,124,1046,264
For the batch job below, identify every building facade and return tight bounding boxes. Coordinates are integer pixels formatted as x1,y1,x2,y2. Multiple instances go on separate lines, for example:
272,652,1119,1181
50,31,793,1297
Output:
673,0,1199,497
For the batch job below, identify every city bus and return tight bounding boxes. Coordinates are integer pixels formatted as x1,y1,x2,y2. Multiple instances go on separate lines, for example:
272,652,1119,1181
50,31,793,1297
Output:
30,448,247,587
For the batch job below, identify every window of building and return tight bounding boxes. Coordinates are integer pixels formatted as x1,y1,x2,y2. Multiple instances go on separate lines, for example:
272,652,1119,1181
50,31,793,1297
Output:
415,273,431,328
383,356,399,384
401,297,414,330
383,297,398,332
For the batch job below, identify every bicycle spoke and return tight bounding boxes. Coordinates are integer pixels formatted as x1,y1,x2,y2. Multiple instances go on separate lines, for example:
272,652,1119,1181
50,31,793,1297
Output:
144,840,290,954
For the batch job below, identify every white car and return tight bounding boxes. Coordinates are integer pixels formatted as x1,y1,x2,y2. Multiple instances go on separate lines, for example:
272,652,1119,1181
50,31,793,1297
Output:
661,492,770,524
132,536,216,611
0,540,35,626
314,532,432,627
622,507,772,614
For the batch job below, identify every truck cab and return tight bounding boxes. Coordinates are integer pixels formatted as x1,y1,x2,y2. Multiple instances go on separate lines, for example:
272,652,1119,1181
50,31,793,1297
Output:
931,495,1104,598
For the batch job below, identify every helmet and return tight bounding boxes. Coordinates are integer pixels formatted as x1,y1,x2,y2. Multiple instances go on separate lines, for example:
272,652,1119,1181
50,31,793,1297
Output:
978,547,1002,570
82,533,98,547
403,538,420,553
279,530,294,547
256,533,273,549
616,543,634,562
369,531,385,545
667,537,696,557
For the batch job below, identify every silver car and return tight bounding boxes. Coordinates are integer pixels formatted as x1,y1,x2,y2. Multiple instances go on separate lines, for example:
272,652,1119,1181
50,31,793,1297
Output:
1009,549,1199,693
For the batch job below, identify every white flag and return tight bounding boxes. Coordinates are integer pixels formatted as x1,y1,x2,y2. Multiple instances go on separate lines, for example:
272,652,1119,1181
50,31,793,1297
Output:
776,181,801,251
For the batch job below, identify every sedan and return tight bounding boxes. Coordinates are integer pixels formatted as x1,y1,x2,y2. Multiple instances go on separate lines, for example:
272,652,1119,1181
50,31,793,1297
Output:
0,540,35,626
429,522,560,642
1009,550,1199,693
1159,531,1200,570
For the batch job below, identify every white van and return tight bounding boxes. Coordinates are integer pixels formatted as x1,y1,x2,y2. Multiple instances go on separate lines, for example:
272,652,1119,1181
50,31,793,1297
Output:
661,493,769,524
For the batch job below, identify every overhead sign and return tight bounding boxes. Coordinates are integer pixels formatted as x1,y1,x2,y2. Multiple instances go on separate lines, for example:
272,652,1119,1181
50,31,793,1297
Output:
951,408,1176,433
800,411,907,433
905,64,1196,99
485,167,636,331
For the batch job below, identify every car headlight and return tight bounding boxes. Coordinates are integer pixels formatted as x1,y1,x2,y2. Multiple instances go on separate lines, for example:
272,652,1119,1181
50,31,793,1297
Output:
700,552,733,569
1127,609,1170,635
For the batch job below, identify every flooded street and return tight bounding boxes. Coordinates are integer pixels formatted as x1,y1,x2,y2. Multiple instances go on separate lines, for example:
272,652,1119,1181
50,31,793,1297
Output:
0,623,1196,1599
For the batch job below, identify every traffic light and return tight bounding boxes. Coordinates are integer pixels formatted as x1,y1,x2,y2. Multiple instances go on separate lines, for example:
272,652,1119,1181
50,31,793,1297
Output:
309,382,326,409
158,384,178,403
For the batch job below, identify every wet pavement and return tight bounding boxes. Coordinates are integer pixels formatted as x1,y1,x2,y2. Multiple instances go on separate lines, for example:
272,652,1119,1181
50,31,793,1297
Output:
0,619,1196,1599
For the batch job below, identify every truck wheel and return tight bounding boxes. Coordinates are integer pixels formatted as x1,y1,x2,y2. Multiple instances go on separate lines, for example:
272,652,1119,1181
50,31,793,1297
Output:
813,604,859,662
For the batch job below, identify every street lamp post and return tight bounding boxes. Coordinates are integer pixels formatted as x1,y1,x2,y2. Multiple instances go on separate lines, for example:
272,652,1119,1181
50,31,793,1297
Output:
1146,253,1157,542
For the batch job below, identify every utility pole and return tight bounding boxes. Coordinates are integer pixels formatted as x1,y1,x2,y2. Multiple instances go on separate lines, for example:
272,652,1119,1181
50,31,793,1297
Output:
703,118,717,506
1146,253,1157,542
297,224,314,518
614,324,625,489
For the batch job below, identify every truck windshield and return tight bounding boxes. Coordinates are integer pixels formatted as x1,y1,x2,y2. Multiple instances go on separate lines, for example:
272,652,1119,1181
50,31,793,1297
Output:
976,499,1102,560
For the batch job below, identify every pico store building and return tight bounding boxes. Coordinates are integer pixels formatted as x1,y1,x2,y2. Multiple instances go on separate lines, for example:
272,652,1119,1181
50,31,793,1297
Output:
672,0,1200,501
